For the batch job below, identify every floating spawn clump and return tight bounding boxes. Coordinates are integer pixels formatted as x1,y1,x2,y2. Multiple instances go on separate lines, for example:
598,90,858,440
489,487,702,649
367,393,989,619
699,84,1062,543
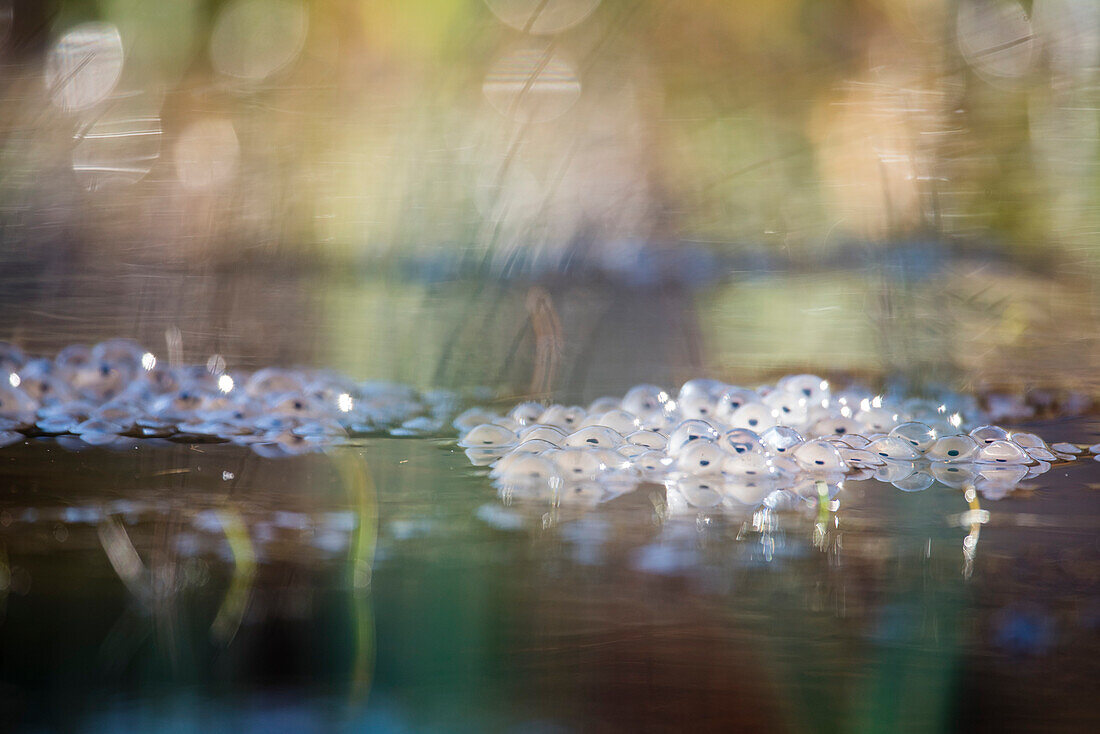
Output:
455,377,1093,506
0,339,493,456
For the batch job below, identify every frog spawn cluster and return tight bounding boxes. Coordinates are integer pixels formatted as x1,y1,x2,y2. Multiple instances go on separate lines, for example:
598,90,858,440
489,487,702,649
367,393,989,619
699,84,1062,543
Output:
457,378,1090,509
0,340,490,456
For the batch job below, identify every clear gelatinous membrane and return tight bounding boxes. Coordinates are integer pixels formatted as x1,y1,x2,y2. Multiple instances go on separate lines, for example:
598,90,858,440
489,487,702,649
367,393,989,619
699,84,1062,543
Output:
874,459,917,484
453,407,500,433
763,391,809,427
562,425,623,449
672,477,726,509
621,384,670,416
667,420,721,455
626,430,667,451
508,401,546,427
1008,431,1047,449
811,416,863,438
518,424,567,445
927,434,979,462
632,450,672,476
587,409,640,435
675,440,727,475
495,454,561,487
510,438,558,454
839,447,885,468
889,421,937,452
777,374,830,402
855,407,898,433
714,387,760,423
866,436,922,461
547,448,605,480
892,470,934,492
977,439,1031,465
718,428,764,456
727,403,777,432
970,424,1010,445
792,439,847,473
538,404,587,431
930,462,980,489
677,391,718,421
458,423,518,449
759,426,803,456
1050,442,1082,455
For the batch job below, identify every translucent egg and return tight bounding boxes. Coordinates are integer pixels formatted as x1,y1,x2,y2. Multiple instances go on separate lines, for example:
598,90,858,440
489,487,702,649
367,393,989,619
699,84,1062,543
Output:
892,470,934,492
977,440,1030,465
718,428,763,456
874,460,917,484
496,455,560,487
0,384,38,418
792,439,847,473
518,424,567,445
677,378,727,403
667,420,720,455
588,409,640,435
723,450,773,476
811,417,863,438
1024,446,1057,463
90,339,145,373
970,425,1010,445
272,393,324,418
626,430,667,450
759,426,803,456
866,436,922,461
764,391,809,427
621,384,670,416
930,462,980,489
635,410,677,433
674,478,725,509
74,418,123,445
1008,432,1046,450
632,450,672,476
839,448,885,468
927,435,979,462
714,387,760,422
458,423,517,449
507,401,546,427
453,407,500,433
54,344,92,376
889,421,937,452
978,464,1028,487
855,407,897,433
538,405,587,431
0,430,24,448
547,448,605,480
777,374,830,402
675,440,726,475
617,443,647,459
728,403,777,431
587,396,620,414
562,425,624,449
1050,442,1082,455
511,438,558,455
1025,460,1051,480
677,391,718,421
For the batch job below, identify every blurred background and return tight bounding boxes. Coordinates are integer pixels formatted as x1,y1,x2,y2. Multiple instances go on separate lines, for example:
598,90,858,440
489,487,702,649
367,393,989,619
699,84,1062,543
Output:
2,4,1100,733
1,0,1099,396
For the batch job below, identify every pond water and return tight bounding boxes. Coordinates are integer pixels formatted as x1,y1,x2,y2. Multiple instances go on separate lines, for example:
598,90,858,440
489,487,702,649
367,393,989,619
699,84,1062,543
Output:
1,387,1097,732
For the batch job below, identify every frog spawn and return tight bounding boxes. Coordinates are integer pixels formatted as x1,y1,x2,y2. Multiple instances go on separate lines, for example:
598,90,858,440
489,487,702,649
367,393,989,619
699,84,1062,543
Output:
459,379,1088,511
0,340,497,457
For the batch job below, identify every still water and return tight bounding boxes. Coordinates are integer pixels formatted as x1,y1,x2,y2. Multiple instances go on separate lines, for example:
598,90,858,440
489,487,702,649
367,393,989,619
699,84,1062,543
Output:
1,411,1097,732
